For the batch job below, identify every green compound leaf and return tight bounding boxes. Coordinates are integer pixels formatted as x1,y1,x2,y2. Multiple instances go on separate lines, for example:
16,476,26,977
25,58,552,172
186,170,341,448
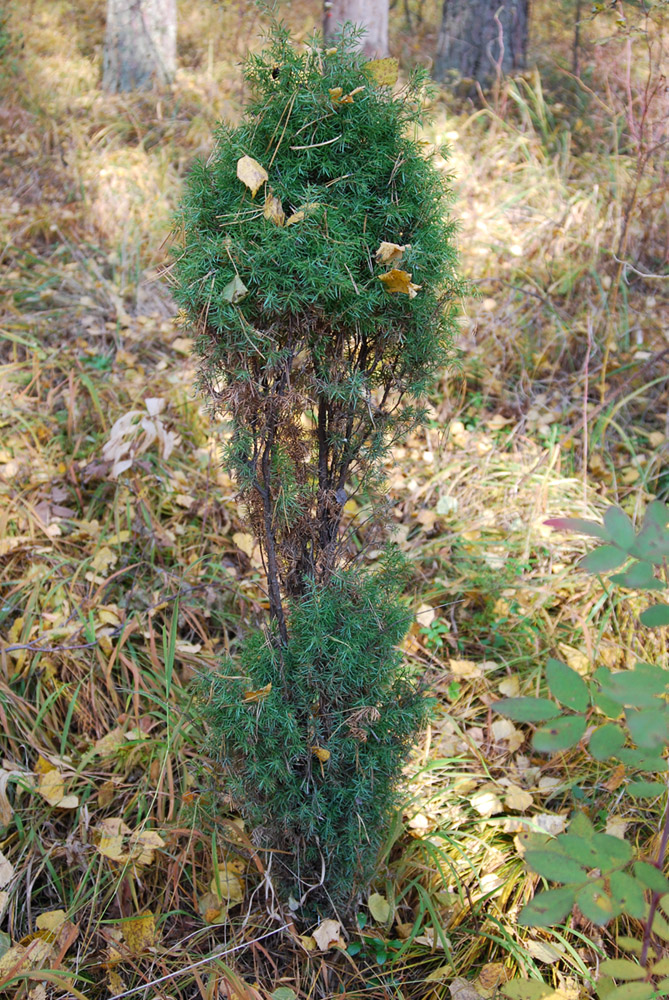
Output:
599,959,646,981
592,687,624,720
609,871,646,920
588,724,626,761
597,667,667,708
544,517,610,541
639,604,669,627
603,507,636,549
610,561,665,590
517,886,576,927
625,707,669,750
576,882,620,925
605,985,655,1000
644,501,669,528
650,958,669,975
580,545,627,573
616,937,644,956
633,861,669,894
653,912,669,942
493,697,561,723
532,714,586,753
626,780,666,799
545,658,589,712
569,811,595,839
617,748,668,772
524,849,588,884
559,832,632,870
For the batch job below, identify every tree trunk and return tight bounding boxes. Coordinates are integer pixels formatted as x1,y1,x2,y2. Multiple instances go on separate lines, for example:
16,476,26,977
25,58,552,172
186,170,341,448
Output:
103,0,176,93
434,0,529,89
323,0,389,58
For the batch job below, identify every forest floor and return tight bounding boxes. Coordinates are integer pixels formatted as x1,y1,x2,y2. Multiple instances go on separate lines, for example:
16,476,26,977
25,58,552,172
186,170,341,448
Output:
0,2,668,999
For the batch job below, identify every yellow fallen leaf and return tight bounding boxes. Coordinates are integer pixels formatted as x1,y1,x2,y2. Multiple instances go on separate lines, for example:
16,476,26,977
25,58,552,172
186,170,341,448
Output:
368,892,391,923
378,268,421,298
222,275,248,303
129,829,165,867
299,934,317,951
244,683,272,703
233,531,255,558
97,817,131,861
37,769,78,809
93,726,126,757
470,790,503,817
198,891,225,923
311,746,330,763
263,189,285,226
0,937,53,976
91,545,117,574
35,909,67,933
425,964,452,983
364,57,399,86
450,658,483,679
285,202,320,226
375,241,410,265
119,912,156,954
504,785,534,812
313,918,343,951
211,863,244,906
236,155,268,197
498,675,520,697
0,849,14,888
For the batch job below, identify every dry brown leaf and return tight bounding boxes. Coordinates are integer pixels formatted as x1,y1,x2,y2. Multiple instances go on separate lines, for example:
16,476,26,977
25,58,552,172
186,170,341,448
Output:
313,918,343,951
378,268,421,297
329,85,364,105
263,189,285,226
375,241,410,265
244,683,272,703
236,155,268,198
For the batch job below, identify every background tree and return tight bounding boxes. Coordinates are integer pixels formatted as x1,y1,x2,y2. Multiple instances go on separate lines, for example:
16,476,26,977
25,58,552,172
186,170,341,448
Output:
103,0,176,92
323,0,389,57
433,0,530,89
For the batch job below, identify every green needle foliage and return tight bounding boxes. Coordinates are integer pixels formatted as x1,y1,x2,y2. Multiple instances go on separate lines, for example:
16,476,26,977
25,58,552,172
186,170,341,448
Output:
172,24,461,913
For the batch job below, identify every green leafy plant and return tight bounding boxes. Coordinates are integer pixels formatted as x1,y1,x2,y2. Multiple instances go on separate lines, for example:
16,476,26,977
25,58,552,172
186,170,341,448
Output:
172,25,461,914
494,501,669,997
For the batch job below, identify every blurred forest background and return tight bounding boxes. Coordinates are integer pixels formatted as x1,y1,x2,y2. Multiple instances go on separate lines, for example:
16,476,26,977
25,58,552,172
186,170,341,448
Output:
0,1,668,998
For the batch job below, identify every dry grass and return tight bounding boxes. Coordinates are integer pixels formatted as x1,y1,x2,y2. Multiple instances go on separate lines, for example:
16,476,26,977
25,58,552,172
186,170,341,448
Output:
0,1,668,998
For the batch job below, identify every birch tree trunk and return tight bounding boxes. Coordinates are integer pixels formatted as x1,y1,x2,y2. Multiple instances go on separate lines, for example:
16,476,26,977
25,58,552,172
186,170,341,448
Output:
103,0,176,93
434,0,529,88
323,0,389,58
